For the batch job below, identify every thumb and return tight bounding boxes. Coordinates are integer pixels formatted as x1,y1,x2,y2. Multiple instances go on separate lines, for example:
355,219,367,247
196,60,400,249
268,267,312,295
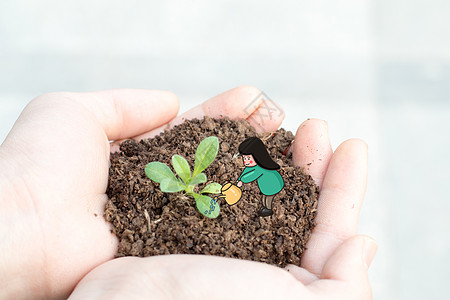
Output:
75,89,180,141
319,235,377,298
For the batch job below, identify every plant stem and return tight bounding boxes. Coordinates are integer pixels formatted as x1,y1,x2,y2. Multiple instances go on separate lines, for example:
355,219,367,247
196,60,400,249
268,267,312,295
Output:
185,185,194,194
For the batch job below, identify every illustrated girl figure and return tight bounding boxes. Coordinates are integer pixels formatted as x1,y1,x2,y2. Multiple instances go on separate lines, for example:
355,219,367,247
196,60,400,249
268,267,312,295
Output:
237,137,284,217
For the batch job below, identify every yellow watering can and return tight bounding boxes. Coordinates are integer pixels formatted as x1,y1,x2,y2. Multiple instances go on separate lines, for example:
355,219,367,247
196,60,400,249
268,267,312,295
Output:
214,182,242,206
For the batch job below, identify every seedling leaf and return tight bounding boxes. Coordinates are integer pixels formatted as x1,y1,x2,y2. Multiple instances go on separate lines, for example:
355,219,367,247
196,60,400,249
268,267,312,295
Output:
193,193,220,218
172,155,191,184
200,182,222,194
145,136,223,218
189,173,207,185
160,178,185,193
145,162,177,183
193,136,219,177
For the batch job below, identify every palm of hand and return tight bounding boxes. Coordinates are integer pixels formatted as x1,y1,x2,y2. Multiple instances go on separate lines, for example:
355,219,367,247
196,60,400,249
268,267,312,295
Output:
0,87,374,299
2,93,122,295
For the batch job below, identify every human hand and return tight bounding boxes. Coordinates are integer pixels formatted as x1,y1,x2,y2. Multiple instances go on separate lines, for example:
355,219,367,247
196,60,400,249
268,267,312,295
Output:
69,108,376,299
0,86,284,299
237,180,243,188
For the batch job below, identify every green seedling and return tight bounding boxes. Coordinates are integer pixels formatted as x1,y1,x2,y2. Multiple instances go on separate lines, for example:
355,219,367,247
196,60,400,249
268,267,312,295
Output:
145,136,222,218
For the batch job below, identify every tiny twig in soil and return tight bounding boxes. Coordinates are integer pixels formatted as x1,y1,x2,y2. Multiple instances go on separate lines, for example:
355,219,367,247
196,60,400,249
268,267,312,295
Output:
144,209,151,232
260,132,276,141
154,218,162,224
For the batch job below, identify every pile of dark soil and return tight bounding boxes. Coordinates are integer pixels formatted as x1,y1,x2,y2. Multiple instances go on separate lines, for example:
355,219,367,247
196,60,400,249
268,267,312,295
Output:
105,117,318,267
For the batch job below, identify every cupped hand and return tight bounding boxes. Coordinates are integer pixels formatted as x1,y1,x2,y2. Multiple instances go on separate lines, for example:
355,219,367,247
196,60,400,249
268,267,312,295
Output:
0,86,284,299
0,86,376,299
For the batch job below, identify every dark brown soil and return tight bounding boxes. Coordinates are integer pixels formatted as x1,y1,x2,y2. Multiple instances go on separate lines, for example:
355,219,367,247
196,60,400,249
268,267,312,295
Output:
105,117,318,267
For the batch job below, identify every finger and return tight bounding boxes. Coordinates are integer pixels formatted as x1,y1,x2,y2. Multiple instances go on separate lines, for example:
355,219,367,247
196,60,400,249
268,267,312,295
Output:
301,139,368,275
69,255,309,300
132,85,285,141
73,89,180,141
308,235,377,299
245,91,285,133
321,235,377,281
292,119,333,189
284,264,319,285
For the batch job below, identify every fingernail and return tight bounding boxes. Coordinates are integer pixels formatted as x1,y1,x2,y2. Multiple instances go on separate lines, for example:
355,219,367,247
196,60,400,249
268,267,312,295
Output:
363,238,378,267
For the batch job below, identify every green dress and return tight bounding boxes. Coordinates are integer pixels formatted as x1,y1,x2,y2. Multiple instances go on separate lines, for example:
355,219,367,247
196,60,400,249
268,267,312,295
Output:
238,165,284,195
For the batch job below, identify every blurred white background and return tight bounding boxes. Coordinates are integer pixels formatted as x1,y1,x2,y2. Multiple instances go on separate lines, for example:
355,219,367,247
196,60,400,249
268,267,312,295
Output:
1,1,449,299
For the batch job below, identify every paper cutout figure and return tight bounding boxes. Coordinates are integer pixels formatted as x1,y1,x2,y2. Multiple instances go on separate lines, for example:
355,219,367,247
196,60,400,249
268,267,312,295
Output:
236,137,284,217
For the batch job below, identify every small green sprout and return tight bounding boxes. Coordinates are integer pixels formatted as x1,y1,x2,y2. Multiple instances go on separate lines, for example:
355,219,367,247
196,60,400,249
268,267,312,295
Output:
145,136,222,218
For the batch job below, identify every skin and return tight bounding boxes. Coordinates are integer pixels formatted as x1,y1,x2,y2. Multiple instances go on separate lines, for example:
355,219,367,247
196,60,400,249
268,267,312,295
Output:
0,86,376,299
237,154,257,188
242,154,257,167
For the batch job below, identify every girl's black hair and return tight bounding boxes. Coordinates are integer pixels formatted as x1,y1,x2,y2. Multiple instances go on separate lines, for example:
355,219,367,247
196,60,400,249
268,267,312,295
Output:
238,137,280,170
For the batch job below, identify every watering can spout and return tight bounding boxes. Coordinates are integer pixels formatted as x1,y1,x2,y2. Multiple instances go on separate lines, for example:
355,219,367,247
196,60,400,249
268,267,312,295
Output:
220,182,242,206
